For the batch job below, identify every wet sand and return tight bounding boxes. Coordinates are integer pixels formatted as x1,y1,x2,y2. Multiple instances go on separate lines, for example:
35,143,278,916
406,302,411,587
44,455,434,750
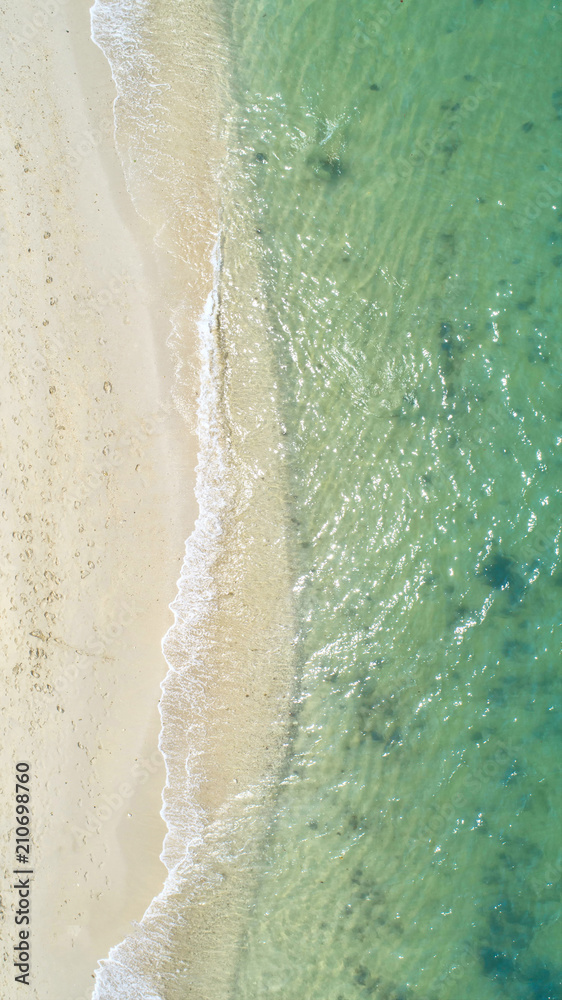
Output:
1,2,298,997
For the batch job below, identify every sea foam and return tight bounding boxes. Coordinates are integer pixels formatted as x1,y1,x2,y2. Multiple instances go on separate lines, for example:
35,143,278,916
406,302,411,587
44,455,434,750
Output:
90,1,296,997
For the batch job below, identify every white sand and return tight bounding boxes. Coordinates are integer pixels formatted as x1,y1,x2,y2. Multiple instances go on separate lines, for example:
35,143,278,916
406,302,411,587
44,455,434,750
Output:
0,2,207,997
1,3,297,997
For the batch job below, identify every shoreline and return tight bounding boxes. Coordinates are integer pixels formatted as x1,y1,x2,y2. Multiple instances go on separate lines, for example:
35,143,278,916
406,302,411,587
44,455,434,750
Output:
89,1,298,997
1,1,297,997
0,2,199,998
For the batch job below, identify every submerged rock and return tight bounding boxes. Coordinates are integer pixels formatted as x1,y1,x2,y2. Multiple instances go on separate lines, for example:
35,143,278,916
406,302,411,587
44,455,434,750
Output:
480,552,518,590
317,155,344,178
524,960,562,1000
480,946,517,980
440,322,455,358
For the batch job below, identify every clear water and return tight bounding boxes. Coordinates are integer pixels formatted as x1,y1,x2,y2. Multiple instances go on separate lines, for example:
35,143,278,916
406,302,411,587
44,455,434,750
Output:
222,0,562,997
90,0,562,997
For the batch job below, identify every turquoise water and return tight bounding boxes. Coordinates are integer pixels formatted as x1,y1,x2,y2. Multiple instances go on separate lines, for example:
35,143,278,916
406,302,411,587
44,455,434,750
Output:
219,0,562,997
89,0,561,996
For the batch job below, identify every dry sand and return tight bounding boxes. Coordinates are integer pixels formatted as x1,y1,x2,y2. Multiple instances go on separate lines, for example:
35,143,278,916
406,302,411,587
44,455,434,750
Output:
0,2,213,997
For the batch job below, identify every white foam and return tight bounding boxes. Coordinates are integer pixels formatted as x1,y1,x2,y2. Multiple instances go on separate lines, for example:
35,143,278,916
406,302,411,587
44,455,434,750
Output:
89,4,295,995
90,235,225,998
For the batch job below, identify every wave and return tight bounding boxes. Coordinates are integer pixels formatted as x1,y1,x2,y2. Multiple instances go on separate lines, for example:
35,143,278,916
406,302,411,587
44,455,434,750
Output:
89,1,296,997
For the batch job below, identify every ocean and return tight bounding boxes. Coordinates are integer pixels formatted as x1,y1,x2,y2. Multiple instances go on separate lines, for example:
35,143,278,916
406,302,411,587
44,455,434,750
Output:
91,0,561,998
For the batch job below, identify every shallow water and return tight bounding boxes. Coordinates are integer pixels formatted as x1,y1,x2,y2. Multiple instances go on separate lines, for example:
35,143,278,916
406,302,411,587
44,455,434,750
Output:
90,2,297,997
222,0,562,997
90,0,561,997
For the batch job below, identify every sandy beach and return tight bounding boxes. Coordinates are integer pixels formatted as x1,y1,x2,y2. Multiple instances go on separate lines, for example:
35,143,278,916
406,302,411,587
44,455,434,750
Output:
1,1,297,997
0,2,204,997
5,1,559,999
